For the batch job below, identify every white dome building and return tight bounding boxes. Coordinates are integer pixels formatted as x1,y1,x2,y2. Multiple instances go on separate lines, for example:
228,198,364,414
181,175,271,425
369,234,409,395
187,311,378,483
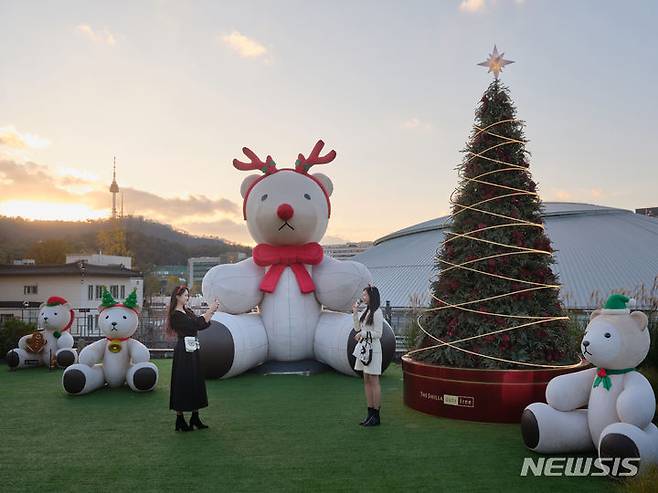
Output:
353,203,658,312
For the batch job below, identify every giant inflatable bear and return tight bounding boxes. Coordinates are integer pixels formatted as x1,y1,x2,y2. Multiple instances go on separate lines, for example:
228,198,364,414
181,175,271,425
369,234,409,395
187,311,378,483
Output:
522,294,658,475
201,140,395,378
6,296,78,369
62,289,158,395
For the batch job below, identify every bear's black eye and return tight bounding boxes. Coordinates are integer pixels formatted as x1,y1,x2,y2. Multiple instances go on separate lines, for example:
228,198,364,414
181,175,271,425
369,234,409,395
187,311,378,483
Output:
54,312,58,316
123,315,127,320
261,194,268,201
604,332,611,338
105,315,109,319
304,193,311,200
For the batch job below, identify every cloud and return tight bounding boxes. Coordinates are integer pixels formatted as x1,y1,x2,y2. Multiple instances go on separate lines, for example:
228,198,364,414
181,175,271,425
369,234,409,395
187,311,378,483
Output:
545,187,608,203
110,188,239,218
55,166,99,194
402,118,421,129
553,189,572,201
401,117,432,130
0,158,240,226
0,160,73,201
459,0,525,13
76,24,117,46
221,31,268,58
0,130,25,149
459,0,486,13
590,188,604,200
0,126,50,149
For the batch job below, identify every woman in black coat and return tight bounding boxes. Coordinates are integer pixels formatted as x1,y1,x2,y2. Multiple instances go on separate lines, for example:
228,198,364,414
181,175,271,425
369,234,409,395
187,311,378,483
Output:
167,285,219,431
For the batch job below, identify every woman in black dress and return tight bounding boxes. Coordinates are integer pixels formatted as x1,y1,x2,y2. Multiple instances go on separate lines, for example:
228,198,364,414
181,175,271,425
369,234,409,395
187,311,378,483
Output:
167,285,219,431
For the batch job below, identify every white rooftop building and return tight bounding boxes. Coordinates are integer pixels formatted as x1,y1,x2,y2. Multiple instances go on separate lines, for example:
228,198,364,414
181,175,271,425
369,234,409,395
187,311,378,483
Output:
323,241,373,260
66,253,132,269
0,262,143,332
353,203,658,310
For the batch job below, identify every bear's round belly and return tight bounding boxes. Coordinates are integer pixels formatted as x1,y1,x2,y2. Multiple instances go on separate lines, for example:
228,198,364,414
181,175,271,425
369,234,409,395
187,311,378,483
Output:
41,332,59,364
260,267,321,361
103,347,130,387
588,374,625,444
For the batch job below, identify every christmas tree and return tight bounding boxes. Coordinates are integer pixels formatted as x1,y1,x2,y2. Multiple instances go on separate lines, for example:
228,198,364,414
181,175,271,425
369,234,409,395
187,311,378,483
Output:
412,76,579,369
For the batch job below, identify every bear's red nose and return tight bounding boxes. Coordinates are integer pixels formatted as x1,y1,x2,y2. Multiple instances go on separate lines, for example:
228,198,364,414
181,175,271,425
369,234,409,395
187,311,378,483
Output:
277,203,294,221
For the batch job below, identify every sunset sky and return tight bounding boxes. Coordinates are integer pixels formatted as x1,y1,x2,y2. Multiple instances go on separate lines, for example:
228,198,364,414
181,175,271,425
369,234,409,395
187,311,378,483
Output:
1,0,657,245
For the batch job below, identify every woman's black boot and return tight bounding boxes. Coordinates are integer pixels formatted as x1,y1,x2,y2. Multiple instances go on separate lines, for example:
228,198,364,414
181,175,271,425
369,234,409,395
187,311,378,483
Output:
363,408,380,427
189,411,208,430
360,407,374,426
175,414,192,432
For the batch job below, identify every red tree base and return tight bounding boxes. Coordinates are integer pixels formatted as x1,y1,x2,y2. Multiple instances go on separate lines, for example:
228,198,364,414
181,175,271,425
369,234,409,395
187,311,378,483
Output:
402,355,588,423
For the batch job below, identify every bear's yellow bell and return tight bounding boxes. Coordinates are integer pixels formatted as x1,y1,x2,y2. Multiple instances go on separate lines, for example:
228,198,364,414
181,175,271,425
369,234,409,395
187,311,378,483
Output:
108,342,122,353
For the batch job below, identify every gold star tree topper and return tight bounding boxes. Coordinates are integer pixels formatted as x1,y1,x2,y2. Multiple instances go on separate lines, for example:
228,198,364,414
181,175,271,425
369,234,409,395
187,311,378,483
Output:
477,45,514,79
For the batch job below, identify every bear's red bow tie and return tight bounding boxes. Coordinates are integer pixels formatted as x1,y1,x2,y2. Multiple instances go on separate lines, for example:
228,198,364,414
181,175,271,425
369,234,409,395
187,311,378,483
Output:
253,242,324,294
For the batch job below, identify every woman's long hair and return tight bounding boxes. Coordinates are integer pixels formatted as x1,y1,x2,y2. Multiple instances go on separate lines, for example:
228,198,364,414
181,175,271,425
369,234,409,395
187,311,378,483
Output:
359,285,381,326
165,285,196,336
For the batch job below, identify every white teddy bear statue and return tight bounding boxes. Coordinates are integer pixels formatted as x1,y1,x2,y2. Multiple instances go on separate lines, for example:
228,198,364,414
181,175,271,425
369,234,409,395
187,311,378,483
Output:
6,296,78,369
62,288,158,395
200,140,395,378
521,294,658,475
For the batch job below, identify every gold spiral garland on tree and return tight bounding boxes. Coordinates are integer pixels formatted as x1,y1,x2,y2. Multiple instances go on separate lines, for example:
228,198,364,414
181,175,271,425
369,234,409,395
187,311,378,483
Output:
407,119,581,369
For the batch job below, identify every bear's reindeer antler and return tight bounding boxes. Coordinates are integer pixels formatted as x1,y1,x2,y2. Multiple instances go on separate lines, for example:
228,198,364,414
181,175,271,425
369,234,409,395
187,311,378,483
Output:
295,140,336,173
233,147,277,175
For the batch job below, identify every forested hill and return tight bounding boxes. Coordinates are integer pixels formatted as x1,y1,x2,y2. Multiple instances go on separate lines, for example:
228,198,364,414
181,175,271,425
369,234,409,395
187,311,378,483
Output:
0,215,251,270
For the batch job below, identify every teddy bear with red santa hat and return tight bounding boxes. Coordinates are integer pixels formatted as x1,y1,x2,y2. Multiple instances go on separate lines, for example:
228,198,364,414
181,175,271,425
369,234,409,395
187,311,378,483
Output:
6,296,78,369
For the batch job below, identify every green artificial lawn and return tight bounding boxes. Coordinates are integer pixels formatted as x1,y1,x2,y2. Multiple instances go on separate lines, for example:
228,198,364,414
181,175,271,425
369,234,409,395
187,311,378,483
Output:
0,361,622,492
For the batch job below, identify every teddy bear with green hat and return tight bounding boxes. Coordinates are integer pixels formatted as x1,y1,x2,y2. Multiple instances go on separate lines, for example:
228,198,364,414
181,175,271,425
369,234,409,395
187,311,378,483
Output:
521,293,658,476
62,288,158,395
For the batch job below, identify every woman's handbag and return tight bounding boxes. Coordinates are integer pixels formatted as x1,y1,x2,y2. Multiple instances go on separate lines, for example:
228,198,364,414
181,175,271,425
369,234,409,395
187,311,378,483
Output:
184,336,200,353
352,332,373,365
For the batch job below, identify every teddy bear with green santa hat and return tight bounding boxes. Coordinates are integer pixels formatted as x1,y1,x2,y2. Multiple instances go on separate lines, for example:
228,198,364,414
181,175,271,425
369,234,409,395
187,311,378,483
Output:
62,288,158,395
521,294,658,476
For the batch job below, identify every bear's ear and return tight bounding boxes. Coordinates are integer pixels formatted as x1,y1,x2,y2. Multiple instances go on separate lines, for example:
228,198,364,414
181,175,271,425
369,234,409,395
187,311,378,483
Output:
630,311,648,331
589,308,603,321
240,175,261,199
312,173,333,197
